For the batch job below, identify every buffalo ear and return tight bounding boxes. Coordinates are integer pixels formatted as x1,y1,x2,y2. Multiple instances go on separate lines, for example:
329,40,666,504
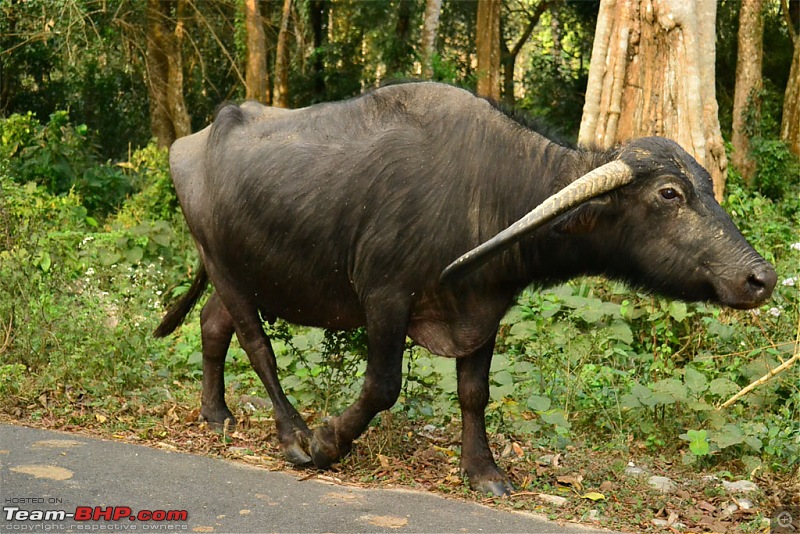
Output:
553,198,609,234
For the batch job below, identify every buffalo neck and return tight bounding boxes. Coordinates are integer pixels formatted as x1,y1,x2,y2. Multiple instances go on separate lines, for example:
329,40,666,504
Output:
483,124,614,287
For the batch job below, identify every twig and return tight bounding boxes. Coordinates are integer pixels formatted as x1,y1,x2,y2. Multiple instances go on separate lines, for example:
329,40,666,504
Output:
718,311,800,409
0,312,12,355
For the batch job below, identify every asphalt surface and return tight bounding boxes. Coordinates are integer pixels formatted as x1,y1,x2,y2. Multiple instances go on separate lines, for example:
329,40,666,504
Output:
0,424,614,533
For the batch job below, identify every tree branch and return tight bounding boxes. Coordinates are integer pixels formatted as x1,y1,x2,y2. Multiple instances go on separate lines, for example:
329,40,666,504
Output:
781,0,797,43
0,312,12,356
509,0,557,58
718,310,800,409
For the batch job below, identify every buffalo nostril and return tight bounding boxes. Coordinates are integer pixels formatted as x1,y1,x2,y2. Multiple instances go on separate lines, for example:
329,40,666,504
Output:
746,265,777,297
747,273,765,290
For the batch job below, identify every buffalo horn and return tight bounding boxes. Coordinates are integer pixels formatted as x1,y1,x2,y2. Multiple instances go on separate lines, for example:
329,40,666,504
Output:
440,159,634,282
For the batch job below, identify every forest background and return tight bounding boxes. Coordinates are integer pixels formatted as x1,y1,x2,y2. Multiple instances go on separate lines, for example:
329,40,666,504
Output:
1,0,800,531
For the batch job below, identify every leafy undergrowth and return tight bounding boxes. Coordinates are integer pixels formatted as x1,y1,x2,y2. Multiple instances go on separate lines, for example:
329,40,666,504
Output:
2,390,798,534
2,113,799,533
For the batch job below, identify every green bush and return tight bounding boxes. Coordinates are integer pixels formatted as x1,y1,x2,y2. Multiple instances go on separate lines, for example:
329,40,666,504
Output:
0,111,133,216
0,126,194,413
750,137,800,201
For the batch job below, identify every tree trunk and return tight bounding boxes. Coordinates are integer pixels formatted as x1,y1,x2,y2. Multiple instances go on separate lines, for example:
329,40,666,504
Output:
781,0,800,156
146,0,191,148
500,1,553,106
783,39,800,156
385,0,413,76
579,0,728,200
274,0,293,108
245,0,269,104
309,0,327,101
476,0,501,100
308,0,328,102
420,0,443,79
731,0,764,184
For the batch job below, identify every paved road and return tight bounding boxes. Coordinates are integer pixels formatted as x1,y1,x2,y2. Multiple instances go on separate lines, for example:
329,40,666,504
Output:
1,424,613,533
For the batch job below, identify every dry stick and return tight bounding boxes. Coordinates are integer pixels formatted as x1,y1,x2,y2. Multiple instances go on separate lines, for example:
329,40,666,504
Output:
718,311,800,410
0,312,12,355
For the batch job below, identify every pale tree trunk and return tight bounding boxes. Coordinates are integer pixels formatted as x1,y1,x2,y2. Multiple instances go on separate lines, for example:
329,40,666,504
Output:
781,0,800,156
732,0,764,184
476,0,501,100
420,0,443,79
274,0,293,108
245,0,270,104
579,0,728,200
146,0,192,148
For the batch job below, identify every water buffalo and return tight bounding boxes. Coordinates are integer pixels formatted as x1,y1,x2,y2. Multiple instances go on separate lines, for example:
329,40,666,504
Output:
155,82,776,496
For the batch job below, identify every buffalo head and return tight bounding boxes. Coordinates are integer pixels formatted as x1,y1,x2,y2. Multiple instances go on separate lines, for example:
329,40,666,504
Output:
442,137,776,309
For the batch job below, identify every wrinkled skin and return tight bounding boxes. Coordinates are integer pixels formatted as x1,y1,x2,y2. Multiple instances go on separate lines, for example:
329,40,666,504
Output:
156,83,776,496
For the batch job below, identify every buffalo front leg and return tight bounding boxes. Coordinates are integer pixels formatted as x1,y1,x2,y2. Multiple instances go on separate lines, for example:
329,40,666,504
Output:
205,276,313,466
232,318,313,466
309,301,408,468
198,291,235,427
457,335,515,496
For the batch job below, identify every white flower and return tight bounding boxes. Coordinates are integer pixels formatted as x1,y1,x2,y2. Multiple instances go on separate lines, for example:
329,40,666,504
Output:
85,267,95,277
768,307,782,318
791,242,800,252
750,309,761,317
782,277,797,287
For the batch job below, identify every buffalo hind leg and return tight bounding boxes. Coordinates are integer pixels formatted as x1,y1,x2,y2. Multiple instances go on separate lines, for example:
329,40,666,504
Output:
309,299,408,468
199,291,236,427
457,336,515,496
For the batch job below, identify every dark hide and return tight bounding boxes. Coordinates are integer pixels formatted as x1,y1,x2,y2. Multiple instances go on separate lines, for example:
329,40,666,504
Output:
156,82,775,496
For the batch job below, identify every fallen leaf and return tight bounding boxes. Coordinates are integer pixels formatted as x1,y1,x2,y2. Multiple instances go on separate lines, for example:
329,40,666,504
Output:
377,454,391,469
95,414,107,423
557,474,584,491
581,492,605,501
698,500,716,512
434,445,456,457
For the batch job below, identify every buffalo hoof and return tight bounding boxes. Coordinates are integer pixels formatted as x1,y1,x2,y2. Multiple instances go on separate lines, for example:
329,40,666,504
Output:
281,430,313,466
468,475,516,497
283,442,313,466
309,425,350,469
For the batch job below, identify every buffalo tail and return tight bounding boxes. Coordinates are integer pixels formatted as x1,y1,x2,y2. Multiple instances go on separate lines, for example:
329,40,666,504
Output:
153,264,209,338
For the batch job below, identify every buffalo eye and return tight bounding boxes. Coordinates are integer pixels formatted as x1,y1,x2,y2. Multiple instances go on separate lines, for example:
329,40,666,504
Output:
659,187,680,201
